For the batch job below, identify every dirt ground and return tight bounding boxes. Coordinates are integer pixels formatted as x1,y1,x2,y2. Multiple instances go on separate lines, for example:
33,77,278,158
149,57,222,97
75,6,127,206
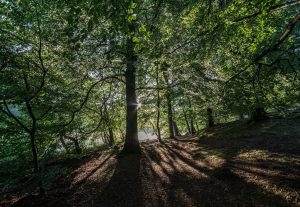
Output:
2,119,300,207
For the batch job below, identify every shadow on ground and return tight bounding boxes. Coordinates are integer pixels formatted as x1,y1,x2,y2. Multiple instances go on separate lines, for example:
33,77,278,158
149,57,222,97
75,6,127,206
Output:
6,119,300,207
96,153,143,207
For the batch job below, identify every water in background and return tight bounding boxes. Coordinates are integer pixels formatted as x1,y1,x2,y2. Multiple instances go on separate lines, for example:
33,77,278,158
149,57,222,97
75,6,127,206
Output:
138,128,157,141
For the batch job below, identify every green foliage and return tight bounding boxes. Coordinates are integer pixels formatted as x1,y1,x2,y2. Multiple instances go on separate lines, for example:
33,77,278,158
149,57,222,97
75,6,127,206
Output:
0,0,299,178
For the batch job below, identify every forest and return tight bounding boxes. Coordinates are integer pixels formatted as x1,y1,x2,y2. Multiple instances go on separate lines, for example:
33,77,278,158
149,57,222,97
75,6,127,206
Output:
0,0,300,206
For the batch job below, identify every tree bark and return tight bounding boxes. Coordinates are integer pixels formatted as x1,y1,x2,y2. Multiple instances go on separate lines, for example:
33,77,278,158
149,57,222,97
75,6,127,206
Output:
59,133,70,154
183,109,191,133
65,135,82,154
122,38,141,153
207,108,215,128
166,97,175,139
119,128,125,142
195,122,200,132
190,119,196,134
162,65,175,139
156,63,162,142
173,121,180,136
73,138,81,154
25,100,39,173
108,127,114,146
251,107,268,122
251,64,268,122
188,98,196,134
29,132,39,173
104,104,114,146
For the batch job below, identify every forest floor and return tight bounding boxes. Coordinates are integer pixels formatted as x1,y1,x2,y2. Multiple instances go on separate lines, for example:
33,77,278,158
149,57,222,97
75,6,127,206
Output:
1,118,300,207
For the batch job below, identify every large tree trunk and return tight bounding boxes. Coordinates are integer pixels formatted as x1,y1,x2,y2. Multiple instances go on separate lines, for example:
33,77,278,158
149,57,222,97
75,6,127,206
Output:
122,38,141,153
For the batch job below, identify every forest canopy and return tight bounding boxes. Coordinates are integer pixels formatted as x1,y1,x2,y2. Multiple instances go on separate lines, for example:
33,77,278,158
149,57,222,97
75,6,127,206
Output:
0,0,300,177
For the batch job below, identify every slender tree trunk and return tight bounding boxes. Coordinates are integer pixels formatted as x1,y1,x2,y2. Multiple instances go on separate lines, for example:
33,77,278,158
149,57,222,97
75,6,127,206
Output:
183,109,191,133
29,132,39,173
25,97,44,195
30,127,45,195
156,63,162,142
207,108,215,128
239,114,244,120
25,100,39,173
173,121,180,136
166,97,175,139
190,119,196,134
108,127,114,146
122,38,140,153
188,98,196,134
73,138,81,154
195,122,200,132
103,132,108,144
162,66,175,139
59,133,70,153
104,104,114,146
65,136,81,154
172,107,180,136
119,128,125,142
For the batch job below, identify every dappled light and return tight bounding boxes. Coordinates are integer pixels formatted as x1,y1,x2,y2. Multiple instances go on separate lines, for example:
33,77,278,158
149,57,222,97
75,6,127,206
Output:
5,122,300,206
1,0,300,206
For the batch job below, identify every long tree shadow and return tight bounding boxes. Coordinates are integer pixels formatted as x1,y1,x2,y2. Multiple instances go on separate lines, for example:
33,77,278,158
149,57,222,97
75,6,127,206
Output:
11,139,296,207
144,142,292,207
172,125,300,206
69,152,114,190
96,153,143,207
12,151,115,207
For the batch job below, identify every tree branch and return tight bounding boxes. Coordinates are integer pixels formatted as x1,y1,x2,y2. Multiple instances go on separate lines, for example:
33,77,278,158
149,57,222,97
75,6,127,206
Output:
62,74,124,127
0,100,30,133
234,0,300,22
255,12,300,62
